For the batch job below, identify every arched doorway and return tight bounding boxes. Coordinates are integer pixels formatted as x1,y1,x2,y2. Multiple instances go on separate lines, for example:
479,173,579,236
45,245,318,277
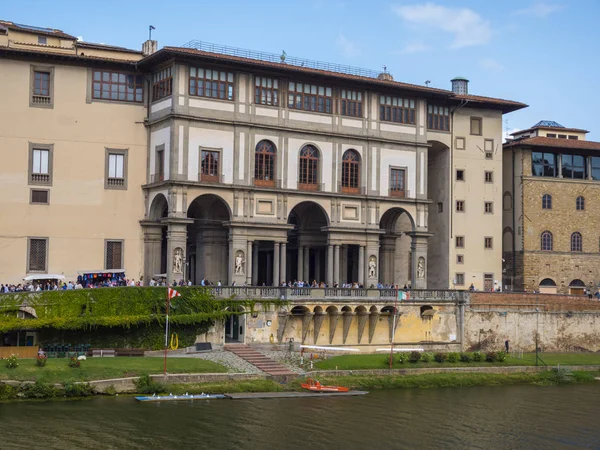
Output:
379,208,415,286
147,194,169,280
569,279,585,296
539,278,557,295
287,201,330,284
187,194,232,285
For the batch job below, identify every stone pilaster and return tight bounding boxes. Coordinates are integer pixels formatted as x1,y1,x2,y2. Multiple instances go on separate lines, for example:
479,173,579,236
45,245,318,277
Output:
164,218,193,285
408,231,432,289
141,221,164,286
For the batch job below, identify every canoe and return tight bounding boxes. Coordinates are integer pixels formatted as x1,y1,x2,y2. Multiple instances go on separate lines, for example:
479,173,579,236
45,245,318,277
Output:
135,393,228,402
300,378,349,393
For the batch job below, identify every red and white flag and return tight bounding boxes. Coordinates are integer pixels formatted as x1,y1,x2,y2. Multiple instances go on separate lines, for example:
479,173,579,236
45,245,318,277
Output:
168,288,181,299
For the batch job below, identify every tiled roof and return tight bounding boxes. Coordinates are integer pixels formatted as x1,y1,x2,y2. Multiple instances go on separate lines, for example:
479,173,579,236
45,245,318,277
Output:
510,125,589,136
77,41,143,55
504,136,600,151
453,93,527,110
0,20,76,40
0,45,137,66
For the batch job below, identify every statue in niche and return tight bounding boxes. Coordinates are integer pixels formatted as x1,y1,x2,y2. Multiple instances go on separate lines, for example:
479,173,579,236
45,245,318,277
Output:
417,257,425,279
235,251,245,275
368,256,377,279
173,248,183,273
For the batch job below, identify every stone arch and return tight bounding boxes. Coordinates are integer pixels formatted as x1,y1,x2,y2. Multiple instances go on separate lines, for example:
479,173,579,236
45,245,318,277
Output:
291,305,310,316
569,279,586,295
379,208,415,286
369,305,379,314
187,194,233,285
381,305,396,315
313,306,324,314
503,191,513,211
149,193,168,221
298,143,322,190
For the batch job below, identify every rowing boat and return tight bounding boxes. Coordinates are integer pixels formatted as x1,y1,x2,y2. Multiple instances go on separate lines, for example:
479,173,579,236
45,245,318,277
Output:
135,393,228,402
300,378,349,392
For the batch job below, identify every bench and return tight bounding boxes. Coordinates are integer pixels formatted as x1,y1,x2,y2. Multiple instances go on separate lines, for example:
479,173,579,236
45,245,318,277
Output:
90,349,116,358
115,348,145,357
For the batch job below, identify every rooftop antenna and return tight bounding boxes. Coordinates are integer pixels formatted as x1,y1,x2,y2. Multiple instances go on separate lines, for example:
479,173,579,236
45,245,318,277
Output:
149,25,155,41
425,80,431,86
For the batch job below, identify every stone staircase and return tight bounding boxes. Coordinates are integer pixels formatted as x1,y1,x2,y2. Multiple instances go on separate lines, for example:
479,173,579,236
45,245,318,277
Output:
225,344,297,378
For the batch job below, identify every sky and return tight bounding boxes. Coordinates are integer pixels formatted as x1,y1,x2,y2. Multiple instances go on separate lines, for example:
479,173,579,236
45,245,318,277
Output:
3,0,599,140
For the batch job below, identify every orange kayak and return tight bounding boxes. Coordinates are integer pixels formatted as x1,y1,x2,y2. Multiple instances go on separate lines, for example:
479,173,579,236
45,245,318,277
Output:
301,378,349,392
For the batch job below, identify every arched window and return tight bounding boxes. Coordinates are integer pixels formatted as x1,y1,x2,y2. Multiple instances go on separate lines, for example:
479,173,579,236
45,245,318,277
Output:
542,194,552,209
576,196,585,211
341,149,360,193
298,145,319,190
541,231,553,251
254,140,276,187
571,232,582,252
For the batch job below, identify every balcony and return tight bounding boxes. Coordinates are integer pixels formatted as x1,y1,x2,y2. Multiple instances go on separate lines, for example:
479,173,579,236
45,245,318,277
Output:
30,173,50,185
31,95,52,105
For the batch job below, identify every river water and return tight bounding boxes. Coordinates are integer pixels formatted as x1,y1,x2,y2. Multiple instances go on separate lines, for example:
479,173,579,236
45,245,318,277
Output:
1,385,599,449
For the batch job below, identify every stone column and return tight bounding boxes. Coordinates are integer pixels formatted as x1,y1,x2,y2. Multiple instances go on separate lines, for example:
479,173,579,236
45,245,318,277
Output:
315,250,321,283
557,154,563,178
252,242,259,285
297,246,304,281
246,241,253,286
141,221,164,286
341,245,348,284
358,245,365,285
408,232,431,289
280,243,287,285
165,219,192,286
273,242,280,287
327,244,334,286
333,245,340,285
303,246,310,282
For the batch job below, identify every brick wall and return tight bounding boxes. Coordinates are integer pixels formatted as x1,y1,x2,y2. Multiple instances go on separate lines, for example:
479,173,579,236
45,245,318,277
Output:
470,292,600,311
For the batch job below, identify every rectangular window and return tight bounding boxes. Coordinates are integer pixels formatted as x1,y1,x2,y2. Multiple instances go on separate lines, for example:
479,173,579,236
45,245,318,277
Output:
484,237,493,249
456,255,464,264
485,171,493,183
190,67,234,101
30,189,49,205
484,139,494,159
29,144,53,185
92,71,143,103
558,134,567,139
562,154,586,179
484,201,493,213
427,104,450,131
455,137,465,150
28,238,48,272
288,82,332,113
389,168,406,198
105,240,123,270
437,202,443,213
254,76,278,106
546,133,557,138
531,152,557,177
152,66,172,101
470,117,482,135
455,273,465,285
105,149,128,189
379,95,416,124
591,156,600,181
200,150,220,182
456,169,465,181
456,200,465,212
340,89,363,117
38,36,47,45
456,236,464,248
155,148,164,182
568,135,578,140
30,66,54,107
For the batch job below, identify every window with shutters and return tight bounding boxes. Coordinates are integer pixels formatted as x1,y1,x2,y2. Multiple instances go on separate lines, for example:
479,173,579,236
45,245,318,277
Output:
28,238,48,272
105,240,124,270
29,143,53,185
105,149,128,189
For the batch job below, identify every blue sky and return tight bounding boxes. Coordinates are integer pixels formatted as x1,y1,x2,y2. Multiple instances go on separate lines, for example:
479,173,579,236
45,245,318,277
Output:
3,0,599,139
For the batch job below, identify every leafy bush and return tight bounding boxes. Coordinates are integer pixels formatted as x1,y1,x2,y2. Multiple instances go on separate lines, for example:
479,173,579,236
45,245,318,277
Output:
472,351,483,362
104,385,117,396
68,357,80,368
21,381,58,399
420,352,433,363
447,352,460,363
485,351,498,362
36,354,47,367
434,352,447,363
496,351,508,362
397,353,410,364
134,374,166,394
408,351,422,363
459,352,472,363
5,354,19,369
0,383,17,400
63,382,95,397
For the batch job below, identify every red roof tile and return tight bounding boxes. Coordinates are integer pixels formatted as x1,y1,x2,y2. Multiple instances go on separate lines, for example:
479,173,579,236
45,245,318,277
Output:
0,20,76,40
504,136,600,151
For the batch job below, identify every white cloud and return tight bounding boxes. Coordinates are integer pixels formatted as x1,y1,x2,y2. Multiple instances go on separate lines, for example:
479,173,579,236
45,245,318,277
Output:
335,33,360,57
392,3,492,48
514,2,562,18
77,36,83,41
396,42,430,54
503,128,521,143
480,57,504,71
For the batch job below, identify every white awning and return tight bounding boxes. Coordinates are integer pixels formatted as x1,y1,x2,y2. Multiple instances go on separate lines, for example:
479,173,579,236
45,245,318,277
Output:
23,274,65,281
76,270,125,275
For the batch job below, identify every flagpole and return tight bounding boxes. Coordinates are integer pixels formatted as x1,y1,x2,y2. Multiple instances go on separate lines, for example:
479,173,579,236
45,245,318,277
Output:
163,287,170,376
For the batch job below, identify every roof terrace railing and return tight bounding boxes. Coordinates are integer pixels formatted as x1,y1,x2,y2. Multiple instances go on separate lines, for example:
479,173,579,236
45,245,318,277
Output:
180,39,382,79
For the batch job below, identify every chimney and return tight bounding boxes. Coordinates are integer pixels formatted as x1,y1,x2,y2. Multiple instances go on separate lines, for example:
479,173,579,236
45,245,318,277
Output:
142,39,158,56
451,77,469,95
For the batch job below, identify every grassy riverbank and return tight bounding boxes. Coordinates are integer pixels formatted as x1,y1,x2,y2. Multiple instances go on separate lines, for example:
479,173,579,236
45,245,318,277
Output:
314,352,600,370
0,357,227,383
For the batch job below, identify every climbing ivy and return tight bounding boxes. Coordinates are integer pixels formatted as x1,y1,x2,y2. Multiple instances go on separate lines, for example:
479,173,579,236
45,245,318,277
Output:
0,287,287,333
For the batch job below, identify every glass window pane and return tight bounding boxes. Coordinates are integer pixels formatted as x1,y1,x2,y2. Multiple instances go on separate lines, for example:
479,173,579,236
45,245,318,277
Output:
198,68,204,78
190,67,196,77
227,73,233,82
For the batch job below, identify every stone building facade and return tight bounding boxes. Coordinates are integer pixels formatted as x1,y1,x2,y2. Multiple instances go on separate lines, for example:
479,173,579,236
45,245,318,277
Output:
0,19,526,289
503,121,600,294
